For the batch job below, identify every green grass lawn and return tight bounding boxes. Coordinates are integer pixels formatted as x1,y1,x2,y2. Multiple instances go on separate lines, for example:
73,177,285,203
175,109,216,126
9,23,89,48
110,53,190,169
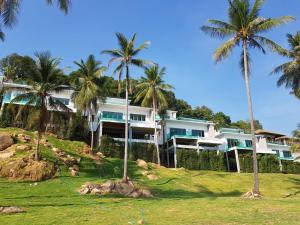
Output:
0,128,300,225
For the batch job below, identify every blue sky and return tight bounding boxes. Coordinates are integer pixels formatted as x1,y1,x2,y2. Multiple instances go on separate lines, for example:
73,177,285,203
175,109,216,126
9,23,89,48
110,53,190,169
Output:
1,0,299,135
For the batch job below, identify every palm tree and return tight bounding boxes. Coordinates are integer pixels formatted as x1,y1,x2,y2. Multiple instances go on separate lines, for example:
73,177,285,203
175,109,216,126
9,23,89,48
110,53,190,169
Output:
70,55,107,152
9,51,70,160
134,65,173,165
102,32,151,181
201,0,294,196
272,32,300,93
0,0,70,40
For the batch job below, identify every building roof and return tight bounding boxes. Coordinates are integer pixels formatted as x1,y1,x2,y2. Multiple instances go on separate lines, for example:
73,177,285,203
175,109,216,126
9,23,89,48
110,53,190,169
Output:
255,129,286,138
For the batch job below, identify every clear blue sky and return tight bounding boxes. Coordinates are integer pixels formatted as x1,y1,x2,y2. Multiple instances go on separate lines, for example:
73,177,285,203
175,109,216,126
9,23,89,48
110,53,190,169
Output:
1,0,299,135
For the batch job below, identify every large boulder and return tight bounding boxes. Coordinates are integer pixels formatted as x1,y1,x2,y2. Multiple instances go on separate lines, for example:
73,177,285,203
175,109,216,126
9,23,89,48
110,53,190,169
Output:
0,135,14,151
136,159,148,169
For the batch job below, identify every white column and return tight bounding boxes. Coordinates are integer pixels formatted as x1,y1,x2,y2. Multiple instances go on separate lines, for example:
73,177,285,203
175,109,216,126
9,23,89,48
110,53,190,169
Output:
173,137,177,169
278,159,282,172
234,149,240,173
98,122,103,147
197,142,200,155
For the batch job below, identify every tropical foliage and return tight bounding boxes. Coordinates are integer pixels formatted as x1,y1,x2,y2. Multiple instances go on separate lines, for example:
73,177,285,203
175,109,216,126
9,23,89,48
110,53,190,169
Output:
201,0,294,195
70,54,107,151
8,51,70,160
272,32,300,94
134,65,174,165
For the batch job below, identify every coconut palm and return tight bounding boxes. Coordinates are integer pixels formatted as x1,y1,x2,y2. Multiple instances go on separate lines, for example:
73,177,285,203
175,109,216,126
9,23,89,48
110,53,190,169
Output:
102,32,151,181
272,32,300,93
201,0,294,195
9,51,70,160
134,65,174,165
70,55,107,152
0,0,70,40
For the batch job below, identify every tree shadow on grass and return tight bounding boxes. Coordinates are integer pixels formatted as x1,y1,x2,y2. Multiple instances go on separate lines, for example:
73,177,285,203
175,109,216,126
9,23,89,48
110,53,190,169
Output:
149,183,242,200
285,177,300,197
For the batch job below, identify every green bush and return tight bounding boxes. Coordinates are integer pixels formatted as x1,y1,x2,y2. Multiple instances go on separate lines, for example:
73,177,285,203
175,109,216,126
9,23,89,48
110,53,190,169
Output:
176,149,226,171
282,161,300,174
239,153,280,173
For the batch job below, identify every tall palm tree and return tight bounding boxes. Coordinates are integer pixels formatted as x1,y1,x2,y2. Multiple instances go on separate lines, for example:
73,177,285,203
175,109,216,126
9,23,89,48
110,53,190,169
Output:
102,32,151,181
70,54,107,152
0,0,70,27
9,51,70,160
272,32,300,93
134,65,173,165
201,0,294,196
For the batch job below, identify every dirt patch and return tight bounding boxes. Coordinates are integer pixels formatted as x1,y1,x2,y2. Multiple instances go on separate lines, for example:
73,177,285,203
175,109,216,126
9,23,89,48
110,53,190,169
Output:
0,157,56,181
78,180,153,198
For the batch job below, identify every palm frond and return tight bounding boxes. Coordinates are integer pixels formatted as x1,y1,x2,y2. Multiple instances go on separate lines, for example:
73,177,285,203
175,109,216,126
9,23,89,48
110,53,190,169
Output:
0,0,20,27
201,25,235,39
46,0,71,14
255,16,295,33
213,37,238,62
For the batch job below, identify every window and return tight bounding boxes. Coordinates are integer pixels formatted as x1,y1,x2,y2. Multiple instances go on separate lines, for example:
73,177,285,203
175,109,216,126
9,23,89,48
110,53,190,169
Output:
245,140,252,147
227,139,239,148
283,151,292,158
102,111,123,120
53,97,69,105
192,129,204,137
170,128,186,137
130,114,146,121
274,150,280,156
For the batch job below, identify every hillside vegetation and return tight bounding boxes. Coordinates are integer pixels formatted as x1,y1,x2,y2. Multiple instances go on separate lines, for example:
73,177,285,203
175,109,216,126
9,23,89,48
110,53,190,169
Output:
0,128,300,225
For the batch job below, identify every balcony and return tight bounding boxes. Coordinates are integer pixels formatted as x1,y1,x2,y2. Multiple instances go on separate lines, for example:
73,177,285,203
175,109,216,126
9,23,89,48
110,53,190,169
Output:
99,111,125,123
267,140,290,146
225,142,253,151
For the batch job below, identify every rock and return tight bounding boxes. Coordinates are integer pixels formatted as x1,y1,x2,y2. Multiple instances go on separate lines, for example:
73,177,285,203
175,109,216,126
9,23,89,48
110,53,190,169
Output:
90,188,102,195
83,146,91,154
0,135,14,151
52,147,60,152
141,189,153,198
16,145,31,151
0,206,24,214
136,159,148,169
137,219,145,224
101,180,115,193
72,164,79,171
96,151,104,158
80,187,90,194
115,180,135,195
0,147,15,160
24,135,31,143
44,143,52,148
148,162,161,169
147,174,158,181
63,157,77,167
141,170,150,176
69,169,79,176
129,191,141,198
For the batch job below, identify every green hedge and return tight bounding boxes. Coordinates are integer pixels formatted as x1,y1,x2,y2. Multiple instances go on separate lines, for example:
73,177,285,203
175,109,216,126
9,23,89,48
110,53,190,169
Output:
97,135,157,163
239,153,280,173
282,161,300,174
176,149,227,171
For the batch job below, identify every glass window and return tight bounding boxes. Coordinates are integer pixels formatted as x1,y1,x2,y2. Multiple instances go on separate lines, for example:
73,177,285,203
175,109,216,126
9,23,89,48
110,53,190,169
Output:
283,151,292,158
170,128,186,136
130,114,146,121
192,129,204,137
53,97,69,105
245,140,252,147
102,111,123,120
227,139,239,148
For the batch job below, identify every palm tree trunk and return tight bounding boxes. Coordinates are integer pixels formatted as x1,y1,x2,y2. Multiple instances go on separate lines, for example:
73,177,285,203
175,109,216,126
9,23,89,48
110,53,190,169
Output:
243,40,259,195
153,96,161,165
123,65,129,182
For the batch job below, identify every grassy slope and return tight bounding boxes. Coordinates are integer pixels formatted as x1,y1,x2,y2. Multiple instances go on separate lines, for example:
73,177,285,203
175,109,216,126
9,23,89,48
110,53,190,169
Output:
0,128,300,225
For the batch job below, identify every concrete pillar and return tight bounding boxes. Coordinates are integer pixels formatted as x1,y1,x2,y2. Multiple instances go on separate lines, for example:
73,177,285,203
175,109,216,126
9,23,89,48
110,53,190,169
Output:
98,122,103,147
234,149,240,173
279,159,282,172
173,137,177,169
197,143,200,155
129,126,132,143
225,151,230,172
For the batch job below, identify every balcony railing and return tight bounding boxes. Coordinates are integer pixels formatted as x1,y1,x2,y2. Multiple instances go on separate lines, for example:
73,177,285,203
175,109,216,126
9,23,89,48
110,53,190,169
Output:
167,133,199,140
225,142,253,151
267,141,289,146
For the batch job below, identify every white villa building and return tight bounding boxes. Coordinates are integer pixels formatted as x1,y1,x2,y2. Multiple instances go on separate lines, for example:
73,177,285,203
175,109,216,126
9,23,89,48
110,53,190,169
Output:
0,80,295,171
